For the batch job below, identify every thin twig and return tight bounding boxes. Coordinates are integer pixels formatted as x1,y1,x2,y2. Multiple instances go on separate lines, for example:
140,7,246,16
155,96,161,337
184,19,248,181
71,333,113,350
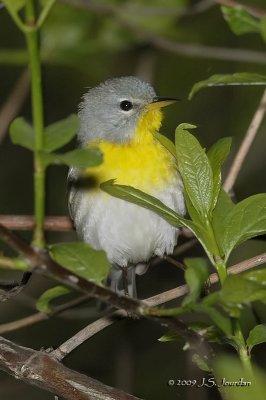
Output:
62,0,266,65
0,223,145,314
214,0,266,18
0,215,197,240
0,256,16,268
0,224,213,361
0,313,46,334
0,272,32,302
0,215,73,231
162,255,185,270
135,49,156,83
0,294,91,334
152,37,266,64
52,252,266,360
223,88,266,193
0,68,30,143
63,0,214,17
174,238,198,255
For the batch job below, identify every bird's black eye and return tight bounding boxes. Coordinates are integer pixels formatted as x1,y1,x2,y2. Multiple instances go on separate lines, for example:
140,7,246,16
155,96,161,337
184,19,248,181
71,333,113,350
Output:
120,100,133,111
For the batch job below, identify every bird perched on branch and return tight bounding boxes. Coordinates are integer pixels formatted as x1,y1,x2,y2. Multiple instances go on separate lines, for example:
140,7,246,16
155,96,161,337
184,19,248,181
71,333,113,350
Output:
68,76,185,297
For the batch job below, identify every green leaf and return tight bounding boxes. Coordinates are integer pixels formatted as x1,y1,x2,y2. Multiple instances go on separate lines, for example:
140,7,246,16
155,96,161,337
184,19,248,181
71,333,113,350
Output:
261,17,266,43
100,181,216,263
222,194,266,261
212,189,235,256
192,354,211,372
36,285,71,314
175,124,213,220
183,189,201,224
207,138,232,209
49,242,109,285
100,180,185,227
182,258,209,306
38,0,56,27
9,117,34,150
247,324,266,352
13,258,29,271
214,356,265,400
221,6,261,36
183,190,215,255
42,148,102,168
189,73,266,100
245,268,266,284
204,270,266,316
2,0,25,12
2,0,26,31
222,275,266,304
189,322,224,344
153,132,176,159
158,330,180,342
44,114,79,152
192,303,232,335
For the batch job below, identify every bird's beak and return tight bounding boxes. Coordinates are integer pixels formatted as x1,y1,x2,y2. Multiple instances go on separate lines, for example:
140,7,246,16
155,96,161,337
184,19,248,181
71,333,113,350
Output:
145,96,180,111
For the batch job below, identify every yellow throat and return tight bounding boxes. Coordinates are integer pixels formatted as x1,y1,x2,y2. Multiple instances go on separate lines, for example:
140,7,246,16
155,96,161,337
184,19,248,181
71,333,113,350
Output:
85,109,177,192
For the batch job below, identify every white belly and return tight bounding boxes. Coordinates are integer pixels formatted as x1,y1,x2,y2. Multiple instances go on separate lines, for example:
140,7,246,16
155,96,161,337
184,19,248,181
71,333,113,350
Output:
69,174,185,267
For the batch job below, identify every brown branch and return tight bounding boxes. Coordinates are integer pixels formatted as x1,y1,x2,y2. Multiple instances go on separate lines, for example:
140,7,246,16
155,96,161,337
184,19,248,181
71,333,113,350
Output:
62,0,266,65
162,255,185,270
0,69,30,143
0,216,193,239
0,256,16,268
146,252,266,307
0,336,142,400
0,272,32,302
1,219,265,363
0,294,91,334
152,37,266,64
62,0,214,17
214,0,266,18
223,88,266,193
0,223,144,314
0,215,73,231
0,223,211,362
52,252,266,360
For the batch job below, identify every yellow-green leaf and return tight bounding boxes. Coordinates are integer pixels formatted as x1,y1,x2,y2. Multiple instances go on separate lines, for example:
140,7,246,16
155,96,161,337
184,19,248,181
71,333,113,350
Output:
49,242,109,285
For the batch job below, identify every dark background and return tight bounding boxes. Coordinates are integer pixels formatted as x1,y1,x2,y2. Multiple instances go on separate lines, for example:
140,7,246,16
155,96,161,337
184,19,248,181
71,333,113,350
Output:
0,1,265,399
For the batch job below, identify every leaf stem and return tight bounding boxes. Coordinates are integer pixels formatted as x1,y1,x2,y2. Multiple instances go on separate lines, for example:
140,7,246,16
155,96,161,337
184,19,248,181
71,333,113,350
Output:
4,5,26,32
25,1,46,248
233,320,253,375
205,219,227,285
37,0,57,28
214,258,227,285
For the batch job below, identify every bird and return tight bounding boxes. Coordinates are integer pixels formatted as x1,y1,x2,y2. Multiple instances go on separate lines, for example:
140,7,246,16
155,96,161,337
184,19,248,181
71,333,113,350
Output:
68,76,186,297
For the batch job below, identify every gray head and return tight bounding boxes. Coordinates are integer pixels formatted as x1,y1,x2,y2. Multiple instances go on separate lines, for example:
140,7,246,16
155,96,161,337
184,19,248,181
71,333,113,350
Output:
78,76,157,144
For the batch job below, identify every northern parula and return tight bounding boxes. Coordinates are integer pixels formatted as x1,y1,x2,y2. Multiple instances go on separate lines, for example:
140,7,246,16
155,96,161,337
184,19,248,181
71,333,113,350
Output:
68,76,185,296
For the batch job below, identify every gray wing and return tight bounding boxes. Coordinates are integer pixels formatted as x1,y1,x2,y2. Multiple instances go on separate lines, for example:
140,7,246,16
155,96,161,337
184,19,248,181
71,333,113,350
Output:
67,167,80,223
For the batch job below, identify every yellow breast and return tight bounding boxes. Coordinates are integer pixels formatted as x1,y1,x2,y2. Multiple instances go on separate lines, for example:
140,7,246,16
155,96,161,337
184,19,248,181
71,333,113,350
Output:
85,109,177,192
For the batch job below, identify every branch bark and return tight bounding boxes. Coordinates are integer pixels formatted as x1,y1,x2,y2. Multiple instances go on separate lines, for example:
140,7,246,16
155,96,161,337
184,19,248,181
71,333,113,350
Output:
214,0,266,18
0,68,30,143
0,223,211,362
0,223,144,314
223,88,266,193
51,252,266,360
0,336,142,400
0,215,73,231
62,0,266,65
